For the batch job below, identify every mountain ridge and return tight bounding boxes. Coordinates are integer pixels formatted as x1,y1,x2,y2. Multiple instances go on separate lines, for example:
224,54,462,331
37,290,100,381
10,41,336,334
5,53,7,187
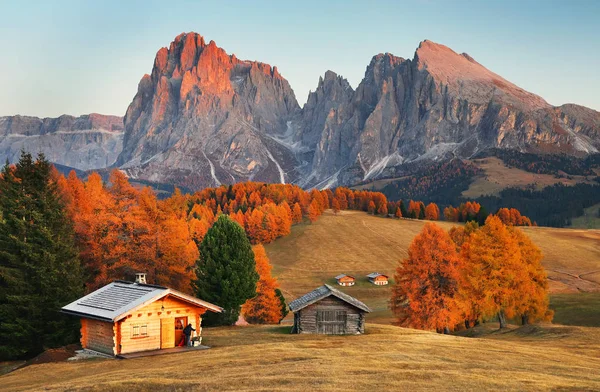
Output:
1,32,598,191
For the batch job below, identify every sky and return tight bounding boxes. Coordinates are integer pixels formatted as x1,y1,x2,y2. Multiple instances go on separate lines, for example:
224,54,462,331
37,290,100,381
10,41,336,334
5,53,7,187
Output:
1,0,599,118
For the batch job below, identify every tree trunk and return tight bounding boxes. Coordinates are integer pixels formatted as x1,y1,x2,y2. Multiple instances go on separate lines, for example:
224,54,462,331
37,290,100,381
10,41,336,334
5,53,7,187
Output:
521,314,529,326
464,320,471,329
498,310,507,329
443,326,450,334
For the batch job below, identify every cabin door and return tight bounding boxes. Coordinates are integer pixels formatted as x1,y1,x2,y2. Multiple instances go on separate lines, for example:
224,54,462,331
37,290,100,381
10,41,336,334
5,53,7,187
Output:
160,318,175,349
174,317,187,346
317,310,347,334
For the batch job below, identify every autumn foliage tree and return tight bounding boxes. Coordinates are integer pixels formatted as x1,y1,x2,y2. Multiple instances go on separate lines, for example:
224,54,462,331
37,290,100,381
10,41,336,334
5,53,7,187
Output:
424,202,440,220
461,215,547,328
390,223,467,333
392,216,551,331
242,245,283,324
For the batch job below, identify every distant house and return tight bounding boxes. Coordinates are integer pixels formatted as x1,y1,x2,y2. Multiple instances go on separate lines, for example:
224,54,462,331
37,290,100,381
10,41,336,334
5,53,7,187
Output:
335,274,355,286
289,284,371,334
367,272,389,285
61,277,222,357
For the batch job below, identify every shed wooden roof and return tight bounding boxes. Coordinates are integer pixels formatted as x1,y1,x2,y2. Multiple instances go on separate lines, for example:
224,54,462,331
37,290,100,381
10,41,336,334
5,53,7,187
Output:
61,281,222,322
288,284,371,313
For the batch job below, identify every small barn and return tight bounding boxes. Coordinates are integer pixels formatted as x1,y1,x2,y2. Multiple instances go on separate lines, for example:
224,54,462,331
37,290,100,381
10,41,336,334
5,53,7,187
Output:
335,274,355,286
289,284,371,334
367,272,389,285
61,279,222,357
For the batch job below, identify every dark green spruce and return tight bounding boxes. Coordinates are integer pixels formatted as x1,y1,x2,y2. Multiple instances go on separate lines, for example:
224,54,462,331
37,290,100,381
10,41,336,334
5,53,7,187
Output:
0,152,84,360
192,215,258,326
274,288,289,324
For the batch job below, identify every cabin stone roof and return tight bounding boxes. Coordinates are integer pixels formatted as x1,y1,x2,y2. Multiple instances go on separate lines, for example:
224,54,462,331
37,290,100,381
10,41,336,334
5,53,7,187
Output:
366,272,388,279
288,284,371,313
61,281,222,322
335,274,354,280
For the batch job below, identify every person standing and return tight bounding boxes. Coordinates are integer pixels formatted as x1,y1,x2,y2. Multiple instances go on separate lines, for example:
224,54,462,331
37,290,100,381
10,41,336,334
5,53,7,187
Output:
183,323,196,346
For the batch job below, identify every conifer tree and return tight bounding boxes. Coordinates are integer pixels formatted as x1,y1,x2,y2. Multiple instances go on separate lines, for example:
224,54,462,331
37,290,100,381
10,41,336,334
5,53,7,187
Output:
193,215,258,326
274,288,289,323
399,200,408,218
0,152,83,360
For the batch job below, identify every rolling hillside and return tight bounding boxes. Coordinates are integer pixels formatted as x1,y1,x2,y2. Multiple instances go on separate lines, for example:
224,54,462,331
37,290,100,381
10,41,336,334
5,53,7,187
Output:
265,210,600,325
3,210,600,391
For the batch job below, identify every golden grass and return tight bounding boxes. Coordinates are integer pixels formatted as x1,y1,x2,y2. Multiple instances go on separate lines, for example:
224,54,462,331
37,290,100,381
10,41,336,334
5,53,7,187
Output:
463,157,591,198
2,324,600,391
3,211,600,390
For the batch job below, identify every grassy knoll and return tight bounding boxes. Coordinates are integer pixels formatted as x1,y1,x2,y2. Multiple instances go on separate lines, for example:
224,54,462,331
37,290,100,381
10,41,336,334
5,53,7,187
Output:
266,210,600,325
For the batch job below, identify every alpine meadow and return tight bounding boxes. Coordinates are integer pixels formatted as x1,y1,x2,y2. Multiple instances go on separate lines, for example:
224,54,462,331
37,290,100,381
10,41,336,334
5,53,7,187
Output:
1,1,600,390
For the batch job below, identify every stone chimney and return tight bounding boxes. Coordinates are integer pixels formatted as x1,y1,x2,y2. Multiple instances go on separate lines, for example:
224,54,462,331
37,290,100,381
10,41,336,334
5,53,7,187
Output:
135,272,147,284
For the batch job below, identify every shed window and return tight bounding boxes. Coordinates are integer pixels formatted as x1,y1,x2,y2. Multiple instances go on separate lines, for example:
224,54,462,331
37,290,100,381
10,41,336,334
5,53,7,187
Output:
132,324,148,338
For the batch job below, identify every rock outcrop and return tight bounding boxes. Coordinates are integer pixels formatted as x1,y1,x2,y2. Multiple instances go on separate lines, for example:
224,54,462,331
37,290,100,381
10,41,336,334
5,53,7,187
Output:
118,32,300,189
0,113,123,171
296,40,600,187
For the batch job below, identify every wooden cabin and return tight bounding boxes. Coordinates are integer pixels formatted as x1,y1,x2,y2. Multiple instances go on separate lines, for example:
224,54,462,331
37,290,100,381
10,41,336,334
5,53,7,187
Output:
335,274,355,286
366,272,389,285
61,280,222,357
289,284,371,335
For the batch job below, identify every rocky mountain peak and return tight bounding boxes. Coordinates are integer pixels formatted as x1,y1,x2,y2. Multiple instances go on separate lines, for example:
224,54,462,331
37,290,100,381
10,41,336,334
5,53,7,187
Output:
414,39,549,110
118,32,300,189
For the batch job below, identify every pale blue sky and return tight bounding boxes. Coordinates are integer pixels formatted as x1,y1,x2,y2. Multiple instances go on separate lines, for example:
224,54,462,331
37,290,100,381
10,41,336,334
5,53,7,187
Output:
1,0,599,117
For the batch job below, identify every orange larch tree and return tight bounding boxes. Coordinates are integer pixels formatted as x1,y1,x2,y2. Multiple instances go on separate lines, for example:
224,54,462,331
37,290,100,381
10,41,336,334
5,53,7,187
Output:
461,215,524,328
241,245,283,324
292,202,303,224
332,198,341,214
390,223,468,333
508,227,553,324
424,202,440,220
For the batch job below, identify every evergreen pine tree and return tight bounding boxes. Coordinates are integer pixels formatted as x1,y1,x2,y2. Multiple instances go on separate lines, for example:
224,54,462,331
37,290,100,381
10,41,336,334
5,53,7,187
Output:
399,200,408,218
419,203,426,220
477,205,489,226
0,152,83,360
274,288,289,323
193,215,258,326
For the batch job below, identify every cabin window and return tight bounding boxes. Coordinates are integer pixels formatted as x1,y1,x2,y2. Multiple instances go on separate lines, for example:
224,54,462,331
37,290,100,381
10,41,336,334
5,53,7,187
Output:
132,324,148,338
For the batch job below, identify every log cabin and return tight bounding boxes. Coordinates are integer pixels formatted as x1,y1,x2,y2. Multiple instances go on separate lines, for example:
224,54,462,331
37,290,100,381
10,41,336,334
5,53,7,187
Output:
289,284,371,334
366,272,389,285
61,279,222,357
334,274,355,286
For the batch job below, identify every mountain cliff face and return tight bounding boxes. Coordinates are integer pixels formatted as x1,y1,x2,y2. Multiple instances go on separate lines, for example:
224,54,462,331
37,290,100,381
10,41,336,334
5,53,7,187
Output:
0,113,123,171
296,40,600,187
4,33,596,190
118,32,300,189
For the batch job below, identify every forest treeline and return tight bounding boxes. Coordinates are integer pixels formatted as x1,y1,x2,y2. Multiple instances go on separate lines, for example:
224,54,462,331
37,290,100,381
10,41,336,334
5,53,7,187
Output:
365,154,600,227
0,152,538,359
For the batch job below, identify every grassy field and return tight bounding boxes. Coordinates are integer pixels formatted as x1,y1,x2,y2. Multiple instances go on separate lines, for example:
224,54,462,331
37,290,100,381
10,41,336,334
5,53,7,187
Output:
463,157,593,198
3,210,600,390
3,323,600,391
570,203,600,229
266,210,600,325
